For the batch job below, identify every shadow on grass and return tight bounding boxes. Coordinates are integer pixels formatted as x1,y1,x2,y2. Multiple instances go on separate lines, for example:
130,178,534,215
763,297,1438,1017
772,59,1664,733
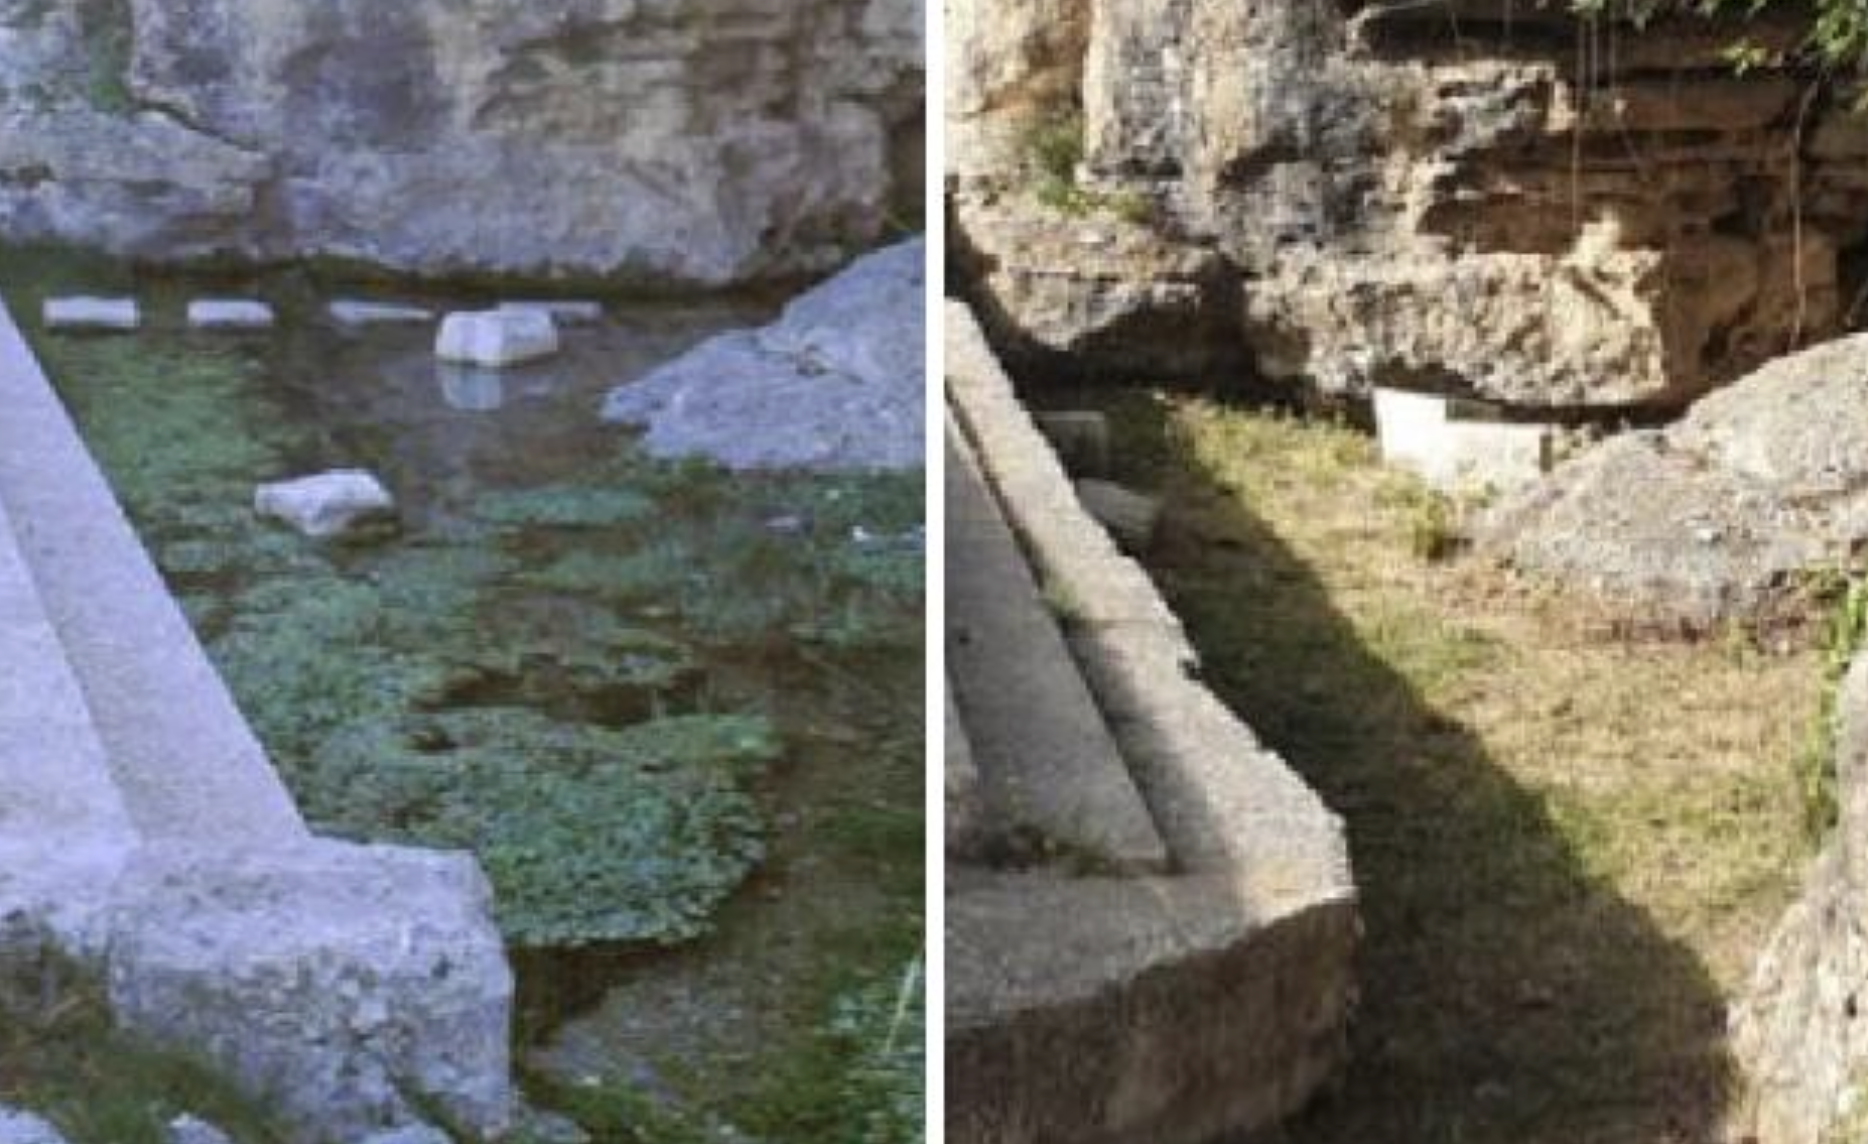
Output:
1077,388,1734,1144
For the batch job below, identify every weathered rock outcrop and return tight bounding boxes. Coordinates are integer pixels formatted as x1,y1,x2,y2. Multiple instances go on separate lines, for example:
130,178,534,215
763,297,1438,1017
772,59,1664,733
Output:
0,0,923,285
1479,333,1868,629
603,238,925,470
1735,654,1868,1144
949,0,1868,408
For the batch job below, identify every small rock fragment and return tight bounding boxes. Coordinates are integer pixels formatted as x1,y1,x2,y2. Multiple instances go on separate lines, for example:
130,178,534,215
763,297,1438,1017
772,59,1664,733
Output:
255,470,396,539
437,310,560,368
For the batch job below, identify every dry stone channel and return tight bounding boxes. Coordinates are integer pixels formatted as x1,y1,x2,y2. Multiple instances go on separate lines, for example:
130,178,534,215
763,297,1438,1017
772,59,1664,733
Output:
0,293,515,1143
945,301,1358,1144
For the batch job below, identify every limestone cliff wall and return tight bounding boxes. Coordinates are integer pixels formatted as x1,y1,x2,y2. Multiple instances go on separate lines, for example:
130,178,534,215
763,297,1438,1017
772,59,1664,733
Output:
950,0,1868,410
0,0,923,285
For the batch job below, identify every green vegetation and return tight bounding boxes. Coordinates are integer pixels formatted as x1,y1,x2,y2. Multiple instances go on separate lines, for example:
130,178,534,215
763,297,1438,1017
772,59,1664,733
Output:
1796,571,1868,837
1020,110,1154,224
1077,389,1818,1144
1571,0,1868,75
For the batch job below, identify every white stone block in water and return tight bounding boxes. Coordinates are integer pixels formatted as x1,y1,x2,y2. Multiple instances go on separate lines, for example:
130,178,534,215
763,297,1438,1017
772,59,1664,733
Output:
43,297,139,332
1373,387,1554,494
0,1108,70,1144
188,299,274,331
498,299,603,325
436,309,560,368
329,300,434,328
1076,479,1162,550
255,470,396,538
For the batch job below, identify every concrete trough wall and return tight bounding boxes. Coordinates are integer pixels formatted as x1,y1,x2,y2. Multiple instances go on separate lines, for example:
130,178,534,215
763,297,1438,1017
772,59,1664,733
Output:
0,293,514,1142
945,300,1359,1144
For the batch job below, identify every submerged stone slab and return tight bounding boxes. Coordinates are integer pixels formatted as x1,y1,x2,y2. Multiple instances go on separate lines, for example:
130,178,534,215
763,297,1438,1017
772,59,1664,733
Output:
329,301,435,328
108,840,514,1143
498,300,604,325
255,470,396,539
436,310,560,368
43,297,138,332
188,299,275,331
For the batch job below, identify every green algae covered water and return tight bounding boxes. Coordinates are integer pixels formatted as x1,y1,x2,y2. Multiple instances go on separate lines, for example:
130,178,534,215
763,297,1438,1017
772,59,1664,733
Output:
0,247,925,1144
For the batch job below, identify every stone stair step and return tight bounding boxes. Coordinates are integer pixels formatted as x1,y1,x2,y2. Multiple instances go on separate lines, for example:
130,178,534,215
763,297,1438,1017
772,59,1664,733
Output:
0,296,306,846
947,417,1168,873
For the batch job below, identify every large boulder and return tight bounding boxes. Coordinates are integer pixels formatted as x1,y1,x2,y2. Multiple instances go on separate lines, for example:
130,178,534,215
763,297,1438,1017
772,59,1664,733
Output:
0,0,923,286
602,238,925,471
1480,334,1868,629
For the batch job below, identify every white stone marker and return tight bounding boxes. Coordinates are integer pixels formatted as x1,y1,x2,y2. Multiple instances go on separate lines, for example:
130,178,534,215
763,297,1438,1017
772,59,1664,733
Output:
188,299,275,331
1373,387,1554,494
328,300,435,328
498,299,604,325
255,470,396,538
43,297,139,332
436,309,560,368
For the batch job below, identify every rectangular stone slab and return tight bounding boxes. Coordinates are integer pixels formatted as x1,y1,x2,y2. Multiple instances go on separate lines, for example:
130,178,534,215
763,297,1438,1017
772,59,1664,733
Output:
947,419,1167,873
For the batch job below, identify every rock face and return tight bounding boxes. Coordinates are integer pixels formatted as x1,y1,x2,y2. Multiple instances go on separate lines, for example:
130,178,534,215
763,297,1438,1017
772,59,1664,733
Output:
949,0,1868,409
0,0,923,286
1735,654,1868,1144
602,238,925,471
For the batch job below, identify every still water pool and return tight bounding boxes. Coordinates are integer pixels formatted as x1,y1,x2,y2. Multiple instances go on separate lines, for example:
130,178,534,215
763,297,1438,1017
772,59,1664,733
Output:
2,250,925,1144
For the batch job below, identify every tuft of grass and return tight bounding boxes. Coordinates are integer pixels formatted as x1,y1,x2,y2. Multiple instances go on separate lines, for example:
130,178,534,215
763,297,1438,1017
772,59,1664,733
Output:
1795,570,1868,838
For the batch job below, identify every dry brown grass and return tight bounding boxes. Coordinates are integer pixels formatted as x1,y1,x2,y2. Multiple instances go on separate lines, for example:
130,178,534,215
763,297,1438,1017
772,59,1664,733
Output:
1076,387,1822,1144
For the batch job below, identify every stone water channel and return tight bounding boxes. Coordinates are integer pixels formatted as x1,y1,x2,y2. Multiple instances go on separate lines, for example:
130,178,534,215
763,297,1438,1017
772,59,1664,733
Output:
0,246,925,1143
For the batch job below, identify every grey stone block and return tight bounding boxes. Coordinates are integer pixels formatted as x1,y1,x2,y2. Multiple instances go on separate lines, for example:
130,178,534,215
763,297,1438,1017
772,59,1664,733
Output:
108,841,514,1144
436,310,560,368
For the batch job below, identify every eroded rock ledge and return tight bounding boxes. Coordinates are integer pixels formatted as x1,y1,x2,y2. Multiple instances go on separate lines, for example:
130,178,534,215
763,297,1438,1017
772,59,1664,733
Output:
950,0,1868,411
0,0,923,286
